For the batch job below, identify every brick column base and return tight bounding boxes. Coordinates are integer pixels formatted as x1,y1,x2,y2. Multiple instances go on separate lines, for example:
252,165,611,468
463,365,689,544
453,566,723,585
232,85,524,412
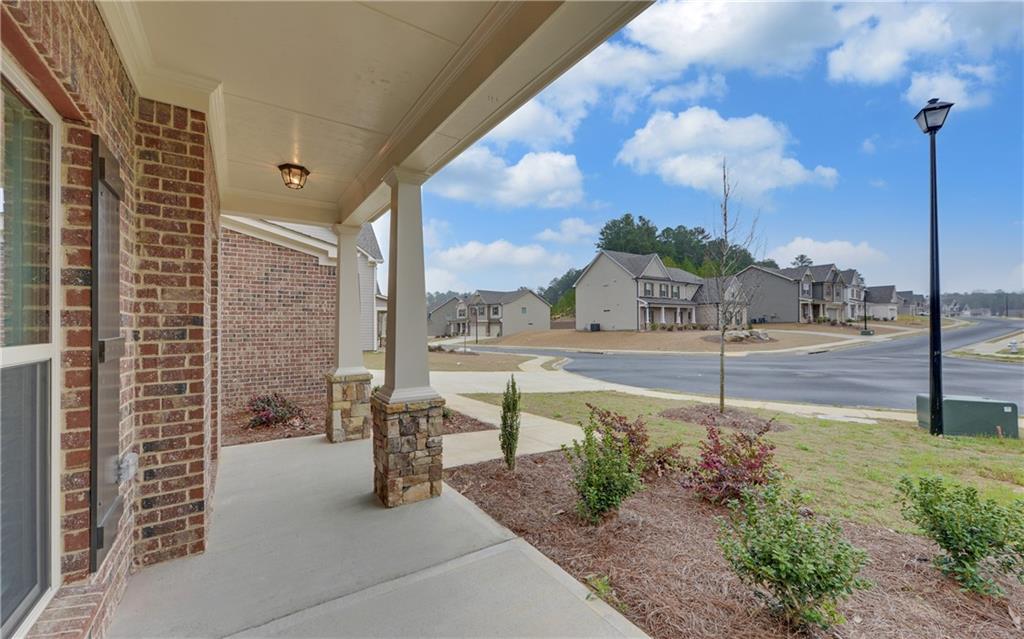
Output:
325,372,372,442
371,393,444,507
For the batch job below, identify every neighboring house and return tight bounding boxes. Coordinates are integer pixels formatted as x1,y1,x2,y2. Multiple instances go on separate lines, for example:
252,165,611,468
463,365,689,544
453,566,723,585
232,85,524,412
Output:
897,291,927,316
694,276,749,328
841,269,866,321
743,264,871,323
219,215,384,414
574,250,745,330
429,289,551,337
865,285,900,320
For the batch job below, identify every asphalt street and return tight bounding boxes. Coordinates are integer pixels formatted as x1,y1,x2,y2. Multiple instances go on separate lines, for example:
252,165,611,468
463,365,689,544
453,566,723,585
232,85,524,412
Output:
482,318,1024,410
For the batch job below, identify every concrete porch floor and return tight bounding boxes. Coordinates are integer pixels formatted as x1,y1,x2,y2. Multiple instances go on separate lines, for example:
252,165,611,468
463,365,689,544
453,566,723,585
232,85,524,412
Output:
108,435,644,638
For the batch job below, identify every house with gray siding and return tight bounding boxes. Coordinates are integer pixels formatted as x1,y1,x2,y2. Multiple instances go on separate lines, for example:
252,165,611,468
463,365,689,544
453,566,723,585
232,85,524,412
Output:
865,285,900,320
574,250,746,331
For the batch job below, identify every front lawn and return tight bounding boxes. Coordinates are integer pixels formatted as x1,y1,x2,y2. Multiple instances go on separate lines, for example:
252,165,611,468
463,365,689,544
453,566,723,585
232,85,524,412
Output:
464,391,1024,531
363,349,531,371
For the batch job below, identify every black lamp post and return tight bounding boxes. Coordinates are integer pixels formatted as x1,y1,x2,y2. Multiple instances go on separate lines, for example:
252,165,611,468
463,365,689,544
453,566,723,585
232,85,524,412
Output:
914,98,953,436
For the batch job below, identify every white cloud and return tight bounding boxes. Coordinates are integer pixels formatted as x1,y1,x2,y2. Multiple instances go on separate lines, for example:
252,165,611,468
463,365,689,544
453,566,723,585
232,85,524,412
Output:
829,4,1021,84
768,237,886,270
535,217,599,245
422,218,449,250
868,179,887,189
650,73,727,105
617,107,837,198
904,66,995,111
861,135,878,154
429,239,571,292
428,146,583,208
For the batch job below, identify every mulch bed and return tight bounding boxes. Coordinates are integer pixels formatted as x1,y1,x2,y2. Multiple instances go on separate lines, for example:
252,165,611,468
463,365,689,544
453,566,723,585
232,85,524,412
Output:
446,452,1022,639
221,396,325,446
443,409,495,435
660,404,792,433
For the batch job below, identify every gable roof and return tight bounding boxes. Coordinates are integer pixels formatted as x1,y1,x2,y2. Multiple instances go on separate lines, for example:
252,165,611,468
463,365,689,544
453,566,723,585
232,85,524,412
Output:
427,295,463,315
271,220,384,261
806,263,838,282
840,269,860,285
694,276,740,304
865,285,896,304
602,250,659,278
740,264,796,281
472,288,550,307
777,266,811,279
665,266,703,285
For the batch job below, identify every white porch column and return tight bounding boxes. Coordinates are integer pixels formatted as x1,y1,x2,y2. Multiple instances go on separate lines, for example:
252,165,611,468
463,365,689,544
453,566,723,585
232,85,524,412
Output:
380,168,437,403
333,224,365,376
324,224,372,442
372,167,443,508
660,306,666,323
675,308,680,324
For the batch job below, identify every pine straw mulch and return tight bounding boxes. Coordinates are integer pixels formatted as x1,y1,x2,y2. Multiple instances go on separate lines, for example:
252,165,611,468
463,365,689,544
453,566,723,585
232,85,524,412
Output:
446,452,1023,639
660,404,792,433
221,396,325,446
443,409,495,435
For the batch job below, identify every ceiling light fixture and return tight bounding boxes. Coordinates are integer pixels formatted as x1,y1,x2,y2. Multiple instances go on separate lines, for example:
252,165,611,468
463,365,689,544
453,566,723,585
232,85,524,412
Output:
278,163,310,190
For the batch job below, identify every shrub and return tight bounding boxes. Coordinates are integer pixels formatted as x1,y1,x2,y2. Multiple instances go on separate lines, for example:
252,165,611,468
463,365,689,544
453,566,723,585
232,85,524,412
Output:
718,485,870,629
667,323,676,332
442,406,453,420
650,321,661,331
499,375,521,471
563,414,641,523
586,403,685,478
690,424,777,503
897,476,1024,595
245,393,306,428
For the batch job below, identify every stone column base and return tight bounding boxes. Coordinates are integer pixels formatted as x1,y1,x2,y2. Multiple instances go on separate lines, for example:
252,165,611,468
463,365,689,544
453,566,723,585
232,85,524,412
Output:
325,371,372,442
371,393,444,507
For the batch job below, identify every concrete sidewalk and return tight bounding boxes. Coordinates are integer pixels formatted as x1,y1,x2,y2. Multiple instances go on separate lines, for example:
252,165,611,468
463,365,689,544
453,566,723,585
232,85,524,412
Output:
107,436,644,639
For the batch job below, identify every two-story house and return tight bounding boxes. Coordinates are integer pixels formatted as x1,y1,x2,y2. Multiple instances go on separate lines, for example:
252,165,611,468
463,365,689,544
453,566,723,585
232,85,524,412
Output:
897,290,927,316
574,250,746,331
427,289,550,338
841,269,866,321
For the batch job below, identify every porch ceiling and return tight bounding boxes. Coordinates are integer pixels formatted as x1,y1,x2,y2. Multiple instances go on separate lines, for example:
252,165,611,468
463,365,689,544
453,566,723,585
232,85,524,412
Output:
99,1,648,226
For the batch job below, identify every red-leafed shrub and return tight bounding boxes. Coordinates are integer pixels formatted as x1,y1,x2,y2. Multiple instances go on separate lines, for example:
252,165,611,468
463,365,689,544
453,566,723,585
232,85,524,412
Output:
690,424,778,503
587,403,686,478
246,393,306,429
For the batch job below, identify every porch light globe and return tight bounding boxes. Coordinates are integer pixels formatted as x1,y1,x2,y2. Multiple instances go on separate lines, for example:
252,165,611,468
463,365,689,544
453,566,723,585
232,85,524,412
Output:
278,163,310,189
914,98,953,134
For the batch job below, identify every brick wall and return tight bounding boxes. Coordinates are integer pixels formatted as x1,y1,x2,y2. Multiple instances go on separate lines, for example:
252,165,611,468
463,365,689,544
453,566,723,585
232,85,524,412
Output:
132,98,214,566
219,228,336,415
4,2,219,636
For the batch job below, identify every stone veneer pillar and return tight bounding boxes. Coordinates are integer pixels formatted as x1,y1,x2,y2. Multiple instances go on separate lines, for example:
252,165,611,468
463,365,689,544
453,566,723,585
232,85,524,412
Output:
325,371,372,441
372,167,443,507
371,393,444,506
325,224,372,442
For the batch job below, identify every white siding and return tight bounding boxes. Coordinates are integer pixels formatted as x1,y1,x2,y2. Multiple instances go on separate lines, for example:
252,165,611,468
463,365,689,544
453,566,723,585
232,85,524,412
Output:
357,253,377,350
501,292,551,335
576,253,638,331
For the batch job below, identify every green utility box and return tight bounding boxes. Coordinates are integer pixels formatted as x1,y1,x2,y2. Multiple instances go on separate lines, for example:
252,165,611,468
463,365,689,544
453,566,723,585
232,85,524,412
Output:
916,394,1019,438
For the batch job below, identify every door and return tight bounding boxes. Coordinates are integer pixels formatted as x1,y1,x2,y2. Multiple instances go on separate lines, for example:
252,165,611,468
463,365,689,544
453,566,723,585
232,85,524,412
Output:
1,76,58,637
90,138,125,570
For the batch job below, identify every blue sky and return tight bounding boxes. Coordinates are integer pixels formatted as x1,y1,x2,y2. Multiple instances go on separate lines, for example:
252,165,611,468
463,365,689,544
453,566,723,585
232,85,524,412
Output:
374,1,1024,295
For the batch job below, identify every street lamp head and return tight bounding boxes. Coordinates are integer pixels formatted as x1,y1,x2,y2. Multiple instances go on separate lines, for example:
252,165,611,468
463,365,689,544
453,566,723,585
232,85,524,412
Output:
914,98,954,134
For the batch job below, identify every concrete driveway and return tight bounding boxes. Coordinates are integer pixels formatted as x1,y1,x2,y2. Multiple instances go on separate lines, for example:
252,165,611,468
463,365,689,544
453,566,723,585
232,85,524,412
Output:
107,436,644,639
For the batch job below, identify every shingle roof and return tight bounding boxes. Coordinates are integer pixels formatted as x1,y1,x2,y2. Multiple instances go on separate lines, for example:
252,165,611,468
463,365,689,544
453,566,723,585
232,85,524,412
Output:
777,266,810,279
474,289,542,305
694,276,738,304
840,269,860,284
356,224,383,261
666,266,703,285
807,263,838,282
865,285,896,304
602,250,658,278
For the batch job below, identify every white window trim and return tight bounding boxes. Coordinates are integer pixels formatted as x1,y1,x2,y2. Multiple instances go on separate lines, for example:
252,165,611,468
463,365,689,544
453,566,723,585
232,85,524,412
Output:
3,51,65,639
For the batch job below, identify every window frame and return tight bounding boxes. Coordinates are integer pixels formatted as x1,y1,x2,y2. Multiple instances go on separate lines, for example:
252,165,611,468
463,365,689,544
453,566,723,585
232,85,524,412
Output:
2,55,64,639
643,282,653,296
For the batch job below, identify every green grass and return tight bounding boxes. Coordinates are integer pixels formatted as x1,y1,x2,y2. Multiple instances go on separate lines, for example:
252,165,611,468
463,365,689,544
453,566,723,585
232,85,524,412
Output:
465,391,1024,532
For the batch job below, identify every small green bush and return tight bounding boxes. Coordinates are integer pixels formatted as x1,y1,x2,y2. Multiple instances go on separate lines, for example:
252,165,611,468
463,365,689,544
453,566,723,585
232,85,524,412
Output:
718,485,870,629
563,415,641,523
897,476,1024,595
499,375,521,471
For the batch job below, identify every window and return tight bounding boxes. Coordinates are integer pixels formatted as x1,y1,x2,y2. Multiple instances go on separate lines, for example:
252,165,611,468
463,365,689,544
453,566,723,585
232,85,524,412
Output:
643,282,653,296
2,72,60,638
659,284,668,297
490,305,499,317
671,286,680,299
457,308,466,318
520,306,526,314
